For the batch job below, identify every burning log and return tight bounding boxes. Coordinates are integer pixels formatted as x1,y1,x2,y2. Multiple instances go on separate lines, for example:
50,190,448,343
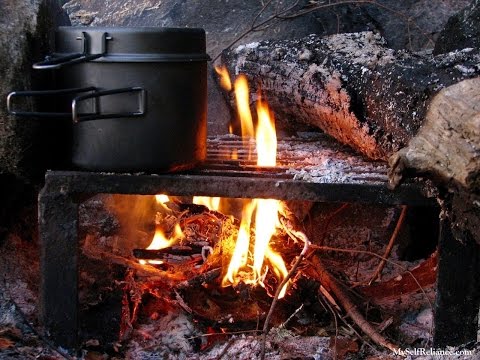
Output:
220,31,480,190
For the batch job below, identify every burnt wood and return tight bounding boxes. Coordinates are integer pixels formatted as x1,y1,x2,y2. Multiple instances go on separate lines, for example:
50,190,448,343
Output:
221,32,480,163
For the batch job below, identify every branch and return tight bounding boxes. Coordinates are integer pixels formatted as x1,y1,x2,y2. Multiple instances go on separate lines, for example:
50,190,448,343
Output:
308,254,399,352
213,0,435,62
368,205,407,284
260,223,311,360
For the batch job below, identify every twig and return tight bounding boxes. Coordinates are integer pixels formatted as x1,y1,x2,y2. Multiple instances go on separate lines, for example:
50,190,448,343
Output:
175,267,221,290
321,295,339,359
260,225,311,360
280,304,304,328
212,0,301,62
186,329,262,340
368,205,407,285
278,0,375,19
213,0,434,62
216,337,235,360
309,254,398,352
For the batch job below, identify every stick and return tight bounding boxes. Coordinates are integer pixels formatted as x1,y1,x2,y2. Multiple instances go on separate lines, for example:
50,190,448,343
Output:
309,254,399,352
175,267,222,290
368,205,407,285
82,241,184,281
260,226,311,360
133,246,201,258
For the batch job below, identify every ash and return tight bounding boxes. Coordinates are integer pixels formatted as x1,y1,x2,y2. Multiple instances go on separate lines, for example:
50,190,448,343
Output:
126,311,200,360
125,313,332,360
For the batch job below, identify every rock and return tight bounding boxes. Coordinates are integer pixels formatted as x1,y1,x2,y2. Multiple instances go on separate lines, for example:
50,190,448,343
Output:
0,0,70,182
0,0,70,235
434,0,480,54
359,0,471,51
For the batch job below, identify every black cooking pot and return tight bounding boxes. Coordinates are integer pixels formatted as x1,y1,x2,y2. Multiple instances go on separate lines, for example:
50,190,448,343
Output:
7,27,209,172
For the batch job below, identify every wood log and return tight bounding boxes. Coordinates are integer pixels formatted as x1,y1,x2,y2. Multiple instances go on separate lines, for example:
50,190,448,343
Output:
220,31,480,166
389,77,480,190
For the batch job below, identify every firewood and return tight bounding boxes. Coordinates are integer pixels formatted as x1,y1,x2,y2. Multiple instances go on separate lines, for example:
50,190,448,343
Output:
133,246,198,258
220,32,480,168
175,267,222,290
82,235,183,281
389,78,480,191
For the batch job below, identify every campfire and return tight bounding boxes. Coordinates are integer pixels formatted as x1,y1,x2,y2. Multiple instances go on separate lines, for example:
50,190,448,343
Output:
130,72,297,321
134,70,292,299
69,71,437,359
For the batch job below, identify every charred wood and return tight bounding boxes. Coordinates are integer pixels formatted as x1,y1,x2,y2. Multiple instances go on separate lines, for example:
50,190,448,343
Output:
221,31,480,168
133,246,203,258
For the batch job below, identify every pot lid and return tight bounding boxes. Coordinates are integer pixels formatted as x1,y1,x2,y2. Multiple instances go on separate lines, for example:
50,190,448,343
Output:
54,26,210,62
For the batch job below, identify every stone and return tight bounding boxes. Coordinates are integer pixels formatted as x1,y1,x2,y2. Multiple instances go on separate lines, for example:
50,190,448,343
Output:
0,0,70,182
0,0,70,235
434,0,480,54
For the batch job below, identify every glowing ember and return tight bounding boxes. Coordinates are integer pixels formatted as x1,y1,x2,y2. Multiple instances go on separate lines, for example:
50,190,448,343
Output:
193,196,221,211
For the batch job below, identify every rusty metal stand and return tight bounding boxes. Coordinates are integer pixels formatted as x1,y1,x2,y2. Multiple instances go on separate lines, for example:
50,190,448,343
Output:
433,217,480,348
39,170,435,350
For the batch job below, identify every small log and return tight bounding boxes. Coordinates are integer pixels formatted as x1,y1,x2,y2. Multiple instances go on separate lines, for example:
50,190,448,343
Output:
221,32,480,163
176,267,222,290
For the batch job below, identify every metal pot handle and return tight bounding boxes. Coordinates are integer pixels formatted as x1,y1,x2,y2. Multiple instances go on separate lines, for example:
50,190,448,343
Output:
72,87,146,123
32,53,104,70
32,32,111,70
7,87,98,118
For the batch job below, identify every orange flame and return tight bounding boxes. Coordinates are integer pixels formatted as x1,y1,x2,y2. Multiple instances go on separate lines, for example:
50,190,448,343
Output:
234,75,255,139
214,65,232,91
193,196,221,211
222,199,257,286
222,76,289,298
139,194,182,265
255,97,277,167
